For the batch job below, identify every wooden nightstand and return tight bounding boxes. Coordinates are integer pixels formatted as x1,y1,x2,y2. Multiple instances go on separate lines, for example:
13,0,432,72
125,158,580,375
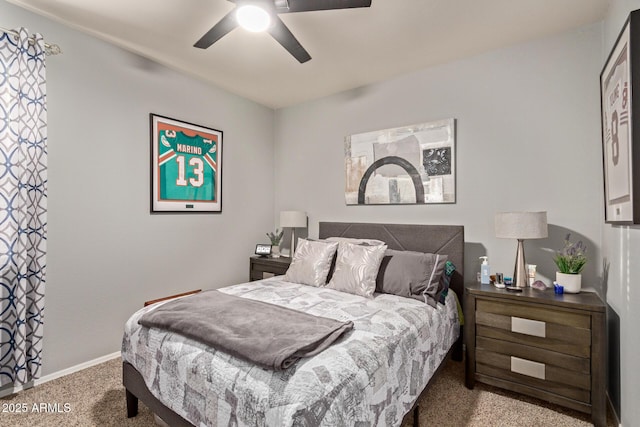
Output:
250,256,291,281
464,283,606,427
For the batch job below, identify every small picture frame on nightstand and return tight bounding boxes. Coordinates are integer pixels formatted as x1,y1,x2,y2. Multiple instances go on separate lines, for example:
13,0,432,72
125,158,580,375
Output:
255,244,272,257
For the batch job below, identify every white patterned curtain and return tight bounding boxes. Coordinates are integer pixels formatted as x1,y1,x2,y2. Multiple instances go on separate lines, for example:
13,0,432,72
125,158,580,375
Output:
0,28,47,387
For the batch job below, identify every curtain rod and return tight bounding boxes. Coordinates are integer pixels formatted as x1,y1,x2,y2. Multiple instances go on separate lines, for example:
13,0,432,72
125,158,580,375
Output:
0,26,62,56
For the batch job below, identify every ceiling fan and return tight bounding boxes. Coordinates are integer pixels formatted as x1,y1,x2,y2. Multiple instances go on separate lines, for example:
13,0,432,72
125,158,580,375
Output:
194,0,372,63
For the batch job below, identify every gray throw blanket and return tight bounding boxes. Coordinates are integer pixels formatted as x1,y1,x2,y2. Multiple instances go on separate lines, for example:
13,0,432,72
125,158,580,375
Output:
138,290,353,370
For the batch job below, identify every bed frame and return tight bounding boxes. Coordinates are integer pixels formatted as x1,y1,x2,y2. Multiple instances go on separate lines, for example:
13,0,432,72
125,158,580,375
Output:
123,222,465,427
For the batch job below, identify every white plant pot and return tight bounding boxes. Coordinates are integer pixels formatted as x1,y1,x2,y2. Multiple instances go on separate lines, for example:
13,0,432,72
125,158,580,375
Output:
271,245,280,258
556,272,581,293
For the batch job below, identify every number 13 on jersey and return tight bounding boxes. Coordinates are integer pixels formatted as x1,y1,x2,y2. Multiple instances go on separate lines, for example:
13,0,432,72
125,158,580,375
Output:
151,114,223,213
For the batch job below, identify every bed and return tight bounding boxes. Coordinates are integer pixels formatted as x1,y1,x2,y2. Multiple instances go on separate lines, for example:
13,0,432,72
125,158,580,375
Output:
122,222,465,426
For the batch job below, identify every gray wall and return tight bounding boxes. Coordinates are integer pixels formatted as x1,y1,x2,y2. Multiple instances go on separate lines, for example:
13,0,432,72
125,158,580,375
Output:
274,24,603,290
0,1,275,375
4,0,638,424
602,1,640,425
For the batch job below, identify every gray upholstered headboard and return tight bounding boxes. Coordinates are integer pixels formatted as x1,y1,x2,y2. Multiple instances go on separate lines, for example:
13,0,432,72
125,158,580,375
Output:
319,222,465,306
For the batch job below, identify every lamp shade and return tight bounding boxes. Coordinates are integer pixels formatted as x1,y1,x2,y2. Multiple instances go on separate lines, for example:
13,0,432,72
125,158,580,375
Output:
495,212,548,239
280,211,307,228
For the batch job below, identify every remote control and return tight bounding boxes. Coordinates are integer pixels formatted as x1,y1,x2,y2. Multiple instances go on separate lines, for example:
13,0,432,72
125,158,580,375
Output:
505,286,523,292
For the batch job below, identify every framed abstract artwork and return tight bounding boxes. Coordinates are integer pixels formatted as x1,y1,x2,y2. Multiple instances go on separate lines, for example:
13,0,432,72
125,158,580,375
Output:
600,10,640,224
344,118,456,205
150,114,223,213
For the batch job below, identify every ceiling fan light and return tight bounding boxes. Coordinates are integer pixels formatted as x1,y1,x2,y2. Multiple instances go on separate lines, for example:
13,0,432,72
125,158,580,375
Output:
236,5,271,32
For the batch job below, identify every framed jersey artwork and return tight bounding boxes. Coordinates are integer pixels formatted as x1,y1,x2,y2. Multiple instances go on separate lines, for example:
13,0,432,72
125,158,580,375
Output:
601,9,640,224
150,114,223,213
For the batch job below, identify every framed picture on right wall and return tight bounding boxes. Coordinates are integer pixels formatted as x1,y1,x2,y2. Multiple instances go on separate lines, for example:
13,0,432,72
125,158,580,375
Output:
600,9,640,224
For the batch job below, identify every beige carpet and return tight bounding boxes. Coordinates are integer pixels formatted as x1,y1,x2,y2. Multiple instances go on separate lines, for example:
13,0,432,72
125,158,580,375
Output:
0,357,614,426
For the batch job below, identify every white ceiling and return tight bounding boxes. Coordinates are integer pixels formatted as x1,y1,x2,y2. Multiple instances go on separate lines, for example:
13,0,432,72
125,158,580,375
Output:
7,0,609,109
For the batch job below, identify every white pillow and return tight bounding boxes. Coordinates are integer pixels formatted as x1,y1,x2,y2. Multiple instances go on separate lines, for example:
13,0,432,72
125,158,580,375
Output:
325,236,386,246
283,239,338,287
326,241,388,298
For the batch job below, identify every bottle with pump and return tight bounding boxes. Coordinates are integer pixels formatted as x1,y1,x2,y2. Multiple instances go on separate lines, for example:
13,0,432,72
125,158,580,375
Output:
480,256,490,285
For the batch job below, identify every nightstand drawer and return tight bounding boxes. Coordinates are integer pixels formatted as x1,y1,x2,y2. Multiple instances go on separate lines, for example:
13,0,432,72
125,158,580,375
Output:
252,261,289,275
476,300,591,358
477,299,590,329
476,349,591,403
477,336,590,374
249,257,291,281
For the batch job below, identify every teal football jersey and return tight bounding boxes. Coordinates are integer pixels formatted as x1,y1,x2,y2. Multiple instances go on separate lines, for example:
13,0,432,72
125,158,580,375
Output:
158,130,217,201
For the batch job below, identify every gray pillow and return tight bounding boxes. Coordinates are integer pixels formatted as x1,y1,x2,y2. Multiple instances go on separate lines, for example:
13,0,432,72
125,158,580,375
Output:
376,249,448,307
283,239,338,287
326,241,388,298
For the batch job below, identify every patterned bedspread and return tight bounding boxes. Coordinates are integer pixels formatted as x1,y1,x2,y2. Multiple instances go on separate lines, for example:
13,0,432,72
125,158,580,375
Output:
121,278,460,427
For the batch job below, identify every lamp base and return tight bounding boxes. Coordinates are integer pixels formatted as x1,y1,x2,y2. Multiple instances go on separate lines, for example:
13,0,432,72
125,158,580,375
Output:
289,229,297,258
513,239,528,288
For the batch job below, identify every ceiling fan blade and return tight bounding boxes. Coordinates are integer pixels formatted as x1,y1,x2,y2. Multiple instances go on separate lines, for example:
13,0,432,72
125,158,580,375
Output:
278,0,371,13
267,15,311,63
194,10,238,49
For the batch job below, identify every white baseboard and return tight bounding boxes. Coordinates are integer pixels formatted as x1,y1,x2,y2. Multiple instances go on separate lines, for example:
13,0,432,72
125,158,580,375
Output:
606,391,622,427
37,351,122,384
0,351,121,398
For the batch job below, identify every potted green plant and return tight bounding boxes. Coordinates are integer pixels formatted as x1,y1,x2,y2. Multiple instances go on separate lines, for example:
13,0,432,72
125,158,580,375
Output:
553,234,587,293
266,229,284,258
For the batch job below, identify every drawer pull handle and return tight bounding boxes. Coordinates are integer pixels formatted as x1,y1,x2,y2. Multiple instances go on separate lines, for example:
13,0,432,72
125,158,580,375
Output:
511,316,546,337
511,356,545,380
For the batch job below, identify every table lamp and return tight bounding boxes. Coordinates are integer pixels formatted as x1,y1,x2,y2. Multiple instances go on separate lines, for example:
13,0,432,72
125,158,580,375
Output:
279,211,307,257
495,211,548,288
